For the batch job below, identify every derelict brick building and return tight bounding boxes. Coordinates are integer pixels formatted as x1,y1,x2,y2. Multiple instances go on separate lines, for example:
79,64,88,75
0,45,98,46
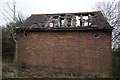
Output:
16,11,113,77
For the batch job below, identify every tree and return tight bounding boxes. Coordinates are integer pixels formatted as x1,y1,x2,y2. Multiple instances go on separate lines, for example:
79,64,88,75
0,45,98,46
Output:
94,1,120,50
2,0,26,74
94,1,120,77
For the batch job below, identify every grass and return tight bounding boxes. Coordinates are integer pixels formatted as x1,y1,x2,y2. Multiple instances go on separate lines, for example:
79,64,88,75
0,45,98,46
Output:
2,59,19,78
2,57,119,78
2,60,113,78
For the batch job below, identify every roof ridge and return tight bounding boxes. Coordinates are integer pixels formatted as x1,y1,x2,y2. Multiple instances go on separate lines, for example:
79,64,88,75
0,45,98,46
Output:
31,11,101,16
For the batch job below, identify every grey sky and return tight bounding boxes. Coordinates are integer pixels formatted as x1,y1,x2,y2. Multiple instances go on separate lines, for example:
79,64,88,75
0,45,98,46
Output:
0,0,119,26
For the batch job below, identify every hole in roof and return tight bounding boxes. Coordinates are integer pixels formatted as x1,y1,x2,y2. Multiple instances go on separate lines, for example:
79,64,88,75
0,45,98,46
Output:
84,22,89,26
89,23,92,25
61,20,64,26
49,23,53,27
76,16,80,26
82,16,88,20
82,16,89,26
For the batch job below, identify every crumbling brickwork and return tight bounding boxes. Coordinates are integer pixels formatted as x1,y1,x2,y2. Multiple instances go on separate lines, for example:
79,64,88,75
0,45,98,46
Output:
17,30,112,77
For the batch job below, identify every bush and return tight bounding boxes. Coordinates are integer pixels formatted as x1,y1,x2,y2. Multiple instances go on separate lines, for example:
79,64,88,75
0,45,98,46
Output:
2,28,15,60
112,47,120,78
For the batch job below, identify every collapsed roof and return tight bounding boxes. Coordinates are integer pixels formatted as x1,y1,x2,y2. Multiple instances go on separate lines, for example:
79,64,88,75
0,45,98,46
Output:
19,11,113,31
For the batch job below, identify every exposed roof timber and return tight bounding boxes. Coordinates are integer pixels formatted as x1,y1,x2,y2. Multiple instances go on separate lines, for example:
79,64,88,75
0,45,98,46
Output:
19,11,112,31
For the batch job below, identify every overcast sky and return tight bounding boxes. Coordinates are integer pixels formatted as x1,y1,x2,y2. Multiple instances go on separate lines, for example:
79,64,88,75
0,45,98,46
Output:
0,0,119,26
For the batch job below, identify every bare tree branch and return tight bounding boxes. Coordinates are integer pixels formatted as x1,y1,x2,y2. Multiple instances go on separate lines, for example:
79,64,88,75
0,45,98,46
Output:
6,2,14,13
3,8,14,19
94,1,120,49
2,13,12,21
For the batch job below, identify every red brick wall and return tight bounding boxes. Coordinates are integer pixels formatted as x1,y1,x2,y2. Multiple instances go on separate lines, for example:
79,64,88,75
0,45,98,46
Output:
17,30,112,77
